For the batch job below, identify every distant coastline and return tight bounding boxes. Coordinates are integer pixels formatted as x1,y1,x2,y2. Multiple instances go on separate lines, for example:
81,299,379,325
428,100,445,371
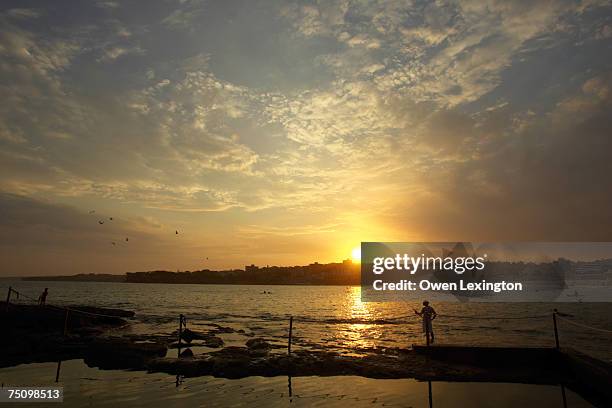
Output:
19,258,612,287
21,273,125,282
21,260,360,285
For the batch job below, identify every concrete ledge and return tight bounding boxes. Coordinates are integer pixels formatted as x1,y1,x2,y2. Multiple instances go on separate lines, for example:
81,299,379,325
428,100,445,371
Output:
413,344,611,407
412,345,563,367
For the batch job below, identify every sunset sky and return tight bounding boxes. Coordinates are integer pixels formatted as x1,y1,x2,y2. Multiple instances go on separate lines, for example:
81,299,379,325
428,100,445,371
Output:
1,0,611,275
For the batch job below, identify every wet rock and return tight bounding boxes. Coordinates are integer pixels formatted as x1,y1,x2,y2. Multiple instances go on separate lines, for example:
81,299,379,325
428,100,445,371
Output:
2,302,129,333
246,338,271,350
139,344,601,401
170,341,194,349
211,325,235,334
175,330,224,348
209,349,253,378
0,331,86,368
0,302,136,368
179,328,197,343
76,327,105,338
204,336,224,348
127,334,169,343
211,346,251,358
180,328,215,343
245,338,272,357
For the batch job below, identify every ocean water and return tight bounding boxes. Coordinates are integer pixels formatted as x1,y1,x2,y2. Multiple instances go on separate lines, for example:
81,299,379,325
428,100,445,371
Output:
2,280,611,361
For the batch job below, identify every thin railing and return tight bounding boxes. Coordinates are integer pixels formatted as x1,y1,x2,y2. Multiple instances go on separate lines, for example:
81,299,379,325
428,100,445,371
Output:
555,314,612,334
4,286,130,336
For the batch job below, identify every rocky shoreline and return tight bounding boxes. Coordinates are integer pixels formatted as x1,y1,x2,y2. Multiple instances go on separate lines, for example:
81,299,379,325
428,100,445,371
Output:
2,302,610,407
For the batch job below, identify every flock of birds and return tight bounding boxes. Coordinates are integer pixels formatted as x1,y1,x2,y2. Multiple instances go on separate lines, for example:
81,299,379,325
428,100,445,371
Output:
89,209,210,264
89,209,180,247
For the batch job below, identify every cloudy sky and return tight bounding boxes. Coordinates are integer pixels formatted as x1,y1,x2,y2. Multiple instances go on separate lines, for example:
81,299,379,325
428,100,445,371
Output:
1,0,611,276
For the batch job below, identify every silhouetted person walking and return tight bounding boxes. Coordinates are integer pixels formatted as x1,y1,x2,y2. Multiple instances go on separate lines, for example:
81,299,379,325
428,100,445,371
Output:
38,288,48,306
415,300,437,344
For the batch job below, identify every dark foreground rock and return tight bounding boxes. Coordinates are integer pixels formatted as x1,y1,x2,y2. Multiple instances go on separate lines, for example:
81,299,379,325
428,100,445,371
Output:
147,347,566,384
177,328,224,348
2,302,129,332
246,338,271,350
146,346,565,381
0,301,135,367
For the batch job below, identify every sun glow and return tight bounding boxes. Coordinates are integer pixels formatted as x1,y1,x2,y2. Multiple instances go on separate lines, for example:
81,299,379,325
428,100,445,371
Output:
351,246,361,262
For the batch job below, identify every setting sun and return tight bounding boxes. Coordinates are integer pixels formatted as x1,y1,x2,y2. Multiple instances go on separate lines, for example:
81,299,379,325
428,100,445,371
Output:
351,246,361,262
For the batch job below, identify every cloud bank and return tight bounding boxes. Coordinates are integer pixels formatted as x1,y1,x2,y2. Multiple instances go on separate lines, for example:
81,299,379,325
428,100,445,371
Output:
0,0,611,274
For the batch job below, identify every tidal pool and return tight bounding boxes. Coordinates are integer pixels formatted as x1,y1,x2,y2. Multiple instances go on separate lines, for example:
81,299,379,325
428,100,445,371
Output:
0,359,594,407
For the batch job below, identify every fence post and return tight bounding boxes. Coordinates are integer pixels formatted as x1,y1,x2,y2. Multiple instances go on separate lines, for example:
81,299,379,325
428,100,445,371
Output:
552,309,560,349
5,286,11,312
55,360,62,383
288,316,293,355
178,314,184,355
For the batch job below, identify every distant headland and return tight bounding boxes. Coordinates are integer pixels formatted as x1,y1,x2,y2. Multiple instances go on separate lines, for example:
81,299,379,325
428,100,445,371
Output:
19,258,612,288
21,259,360,285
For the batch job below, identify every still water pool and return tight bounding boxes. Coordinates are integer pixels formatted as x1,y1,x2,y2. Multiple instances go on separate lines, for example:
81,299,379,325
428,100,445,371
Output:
0,359,594,407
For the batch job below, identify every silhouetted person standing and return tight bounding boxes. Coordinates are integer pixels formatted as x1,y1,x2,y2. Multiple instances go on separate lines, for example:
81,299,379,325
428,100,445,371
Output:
38,288,48,306
415,300,437,344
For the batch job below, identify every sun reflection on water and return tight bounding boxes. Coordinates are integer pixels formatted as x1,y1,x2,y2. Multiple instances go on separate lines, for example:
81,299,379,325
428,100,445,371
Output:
336,286,383,352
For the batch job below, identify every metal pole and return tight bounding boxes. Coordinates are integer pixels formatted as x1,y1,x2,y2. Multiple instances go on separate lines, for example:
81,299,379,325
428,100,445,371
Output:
5,286,11,312
288,316,293,355
560,384,568,408
428,380,433,408
55,360,62,383
553,309,560,349
178,314,184,357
